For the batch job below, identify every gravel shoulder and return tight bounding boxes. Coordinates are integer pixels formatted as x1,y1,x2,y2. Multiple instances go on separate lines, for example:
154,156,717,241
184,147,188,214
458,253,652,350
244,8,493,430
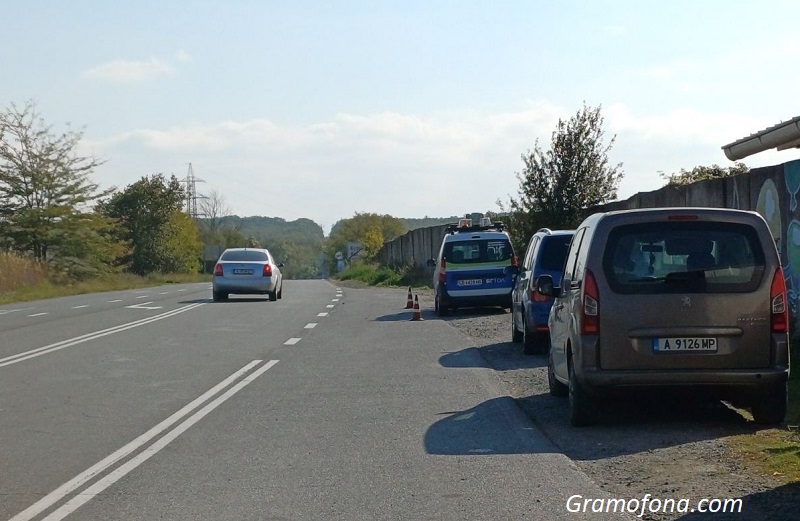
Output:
366,284,799,521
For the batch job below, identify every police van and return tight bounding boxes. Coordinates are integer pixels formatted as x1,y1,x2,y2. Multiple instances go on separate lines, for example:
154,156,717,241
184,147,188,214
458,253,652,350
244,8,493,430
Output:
427,215,517,316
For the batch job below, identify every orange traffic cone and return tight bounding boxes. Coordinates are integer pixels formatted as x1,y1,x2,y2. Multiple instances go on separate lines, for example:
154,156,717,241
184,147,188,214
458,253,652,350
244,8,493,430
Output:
405,287,414,309
409,295,424,321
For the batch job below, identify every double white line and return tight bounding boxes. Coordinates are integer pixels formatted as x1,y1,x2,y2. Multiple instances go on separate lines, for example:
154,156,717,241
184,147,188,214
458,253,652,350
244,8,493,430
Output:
10,359,279,521
0,302,206,368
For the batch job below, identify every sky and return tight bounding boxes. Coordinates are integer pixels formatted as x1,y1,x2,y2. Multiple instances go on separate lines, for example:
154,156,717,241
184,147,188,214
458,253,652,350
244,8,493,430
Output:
3,1,800,234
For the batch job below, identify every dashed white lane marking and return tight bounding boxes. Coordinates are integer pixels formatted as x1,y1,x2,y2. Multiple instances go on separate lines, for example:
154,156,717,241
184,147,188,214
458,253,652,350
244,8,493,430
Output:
10,360,278,521
159,292,169,295
135,295,149,299
71,305,89,309
27,313,48,317
326,304,335,308
304,323,317,329
332,299,339,302
107,299,122,303
125,302,163,310
317,312,328,317
284,338,301,345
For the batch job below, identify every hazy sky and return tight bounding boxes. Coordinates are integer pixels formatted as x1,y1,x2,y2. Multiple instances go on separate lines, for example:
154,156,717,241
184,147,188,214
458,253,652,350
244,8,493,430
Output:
3,1,799,233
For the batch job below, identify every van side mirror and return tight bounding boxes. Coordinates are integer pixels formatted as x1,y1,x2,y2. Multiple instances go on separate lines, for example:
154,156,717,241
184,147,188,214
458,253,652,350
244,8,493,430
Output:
504,265,520,276
536,274,560,297
426,258,436,267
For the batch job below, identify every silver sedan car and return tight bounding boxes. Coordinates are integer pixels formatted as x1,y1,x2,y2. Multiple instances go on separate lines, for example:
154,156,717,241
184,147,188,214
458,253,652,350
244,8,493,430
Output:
212,248,284,302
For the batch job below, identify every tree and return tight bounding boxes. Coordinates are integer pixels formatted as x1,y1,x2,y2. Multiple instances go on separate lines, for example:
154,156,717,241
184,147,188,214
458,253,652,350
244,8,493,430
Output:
660,163,749,186
326,213,406,265
504,103,623,250
101,174,193,274
0,100,117,265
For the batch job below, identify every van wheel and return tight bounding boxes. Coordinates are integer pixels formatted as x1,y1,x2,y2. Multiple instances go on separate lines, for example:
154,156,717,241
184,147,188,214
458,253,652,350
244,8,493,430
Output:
568,359,596,427
751,383,787,425
548,350,568,397
435,291,448,317
511,310,523,343
522,316,539,355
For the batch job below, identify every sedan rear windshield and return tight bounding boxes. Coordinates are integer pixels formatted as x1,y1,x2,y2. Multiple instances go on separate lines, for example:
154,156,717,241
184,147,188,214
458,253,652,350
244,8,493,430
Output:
602,222,766,294
220,250,269,262
445,238,513,264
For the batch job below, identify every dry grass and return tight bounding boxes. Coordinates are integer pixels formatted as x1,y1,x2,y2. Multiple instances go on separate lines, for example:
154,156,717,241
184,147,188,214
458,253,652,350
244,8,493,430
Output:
0,251,210,304
0,251,49,293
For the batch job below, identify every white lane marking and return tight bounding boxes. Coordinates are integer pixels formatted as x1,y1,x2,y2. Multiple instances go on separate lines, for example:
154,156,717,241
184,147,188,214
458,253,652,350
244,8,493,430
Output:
27,313,48,317
11,360,276,521
71,305,89,309
284,338,301,345
336,287,342,290
332,299,339,302
304,323,317,329
135,295,149,299
107,299,122,303
317,312,328,317
326,304,335,308
177,289,186,292
0,302,206,368
125,301,163,310
0,308,34,315
159,292,169,295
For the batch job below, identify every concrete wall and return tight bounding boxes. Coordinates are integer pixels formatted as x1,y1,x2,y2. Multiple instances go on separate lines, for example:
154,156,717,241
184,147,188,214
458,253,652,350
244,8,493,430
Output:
378,224,449,269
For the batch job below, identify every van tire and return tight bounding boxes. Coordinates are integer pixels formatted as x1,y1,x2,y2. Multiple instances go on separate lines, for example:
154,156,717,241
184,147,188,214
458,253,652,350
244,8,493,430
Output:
435,291,449,317
522,316,539,355
511,311,523,343
751,383,788,425
548,350,568,397
568,359,596,426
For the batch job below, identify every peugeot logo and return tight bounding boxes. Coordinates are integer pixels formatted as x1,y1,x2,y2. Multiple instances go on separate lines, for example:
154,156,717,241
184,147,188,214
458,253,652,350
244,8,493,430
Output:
681,296,691,308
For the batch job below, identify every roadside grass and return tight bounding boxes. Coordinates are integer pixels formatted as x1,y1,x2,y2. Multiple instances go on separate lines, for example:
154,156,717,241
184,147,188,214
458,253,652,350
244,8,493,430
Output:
0,252,210,305
333,263,431,288
728,373,800,485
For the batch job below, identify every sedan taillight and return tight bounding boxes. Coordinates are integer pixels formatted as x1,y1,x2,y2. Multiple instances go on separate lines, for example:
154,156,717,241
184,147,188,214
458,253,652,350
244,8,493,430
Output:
263,264,273,277
213,264,223,276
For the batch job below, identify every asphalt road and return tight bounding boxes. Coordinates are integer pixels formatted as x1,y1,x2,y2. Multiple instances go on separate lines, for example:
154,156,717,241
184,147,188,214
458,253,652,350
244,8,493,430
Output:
0,281,629,520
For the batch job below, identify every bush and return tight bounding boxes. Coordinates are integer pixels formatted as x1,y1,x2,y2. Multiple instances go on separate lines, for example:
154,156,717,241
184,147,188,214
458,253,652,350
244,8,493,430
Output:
334,263,432,288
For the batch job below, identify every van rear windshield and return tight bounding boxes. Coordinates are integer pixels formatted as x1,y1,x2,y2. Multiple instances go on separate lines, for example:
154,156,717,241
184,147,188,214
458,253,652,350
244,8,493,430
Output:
539,235,572,271
220,250,269,262
602,222,766,294
445,239,513,264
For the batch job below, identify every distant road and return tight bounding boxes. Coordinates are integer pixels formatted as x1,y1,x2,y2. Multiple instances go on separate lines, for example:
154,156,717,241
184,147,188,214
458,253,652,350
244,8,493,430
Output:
0,281,625,520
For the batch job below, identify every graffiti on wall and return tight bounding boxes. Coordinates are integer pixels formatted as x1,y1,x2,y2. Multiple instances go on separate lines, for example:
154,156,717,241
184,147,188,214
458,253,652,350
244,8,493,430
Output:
753,160,800,314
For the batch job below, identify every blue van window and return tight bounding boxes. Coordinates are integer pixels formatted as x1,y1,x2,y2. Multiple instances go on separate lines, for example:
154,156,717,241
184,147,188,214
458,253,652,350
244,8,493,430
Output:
539,236,572,271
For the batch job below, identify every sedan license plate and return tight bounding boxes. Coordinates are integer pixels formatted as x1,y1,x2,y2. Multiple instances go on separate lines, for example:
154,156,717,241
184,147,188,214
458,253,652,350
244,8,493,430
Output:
233,269,254,275
457,279,483,287
652,337,718,352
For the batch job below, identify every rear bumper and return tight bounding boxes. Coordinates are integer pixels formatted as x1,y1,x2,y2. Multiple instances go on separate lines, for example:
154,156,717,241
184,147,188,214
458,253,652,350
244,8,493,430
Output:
213,277,276,294
576,366,789,392
441,288,512,309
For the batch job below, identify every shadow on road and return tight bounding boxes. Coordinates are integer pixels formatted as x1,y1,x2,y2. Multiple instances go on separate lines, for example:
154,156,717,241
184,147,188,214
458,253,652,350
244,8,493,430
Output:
439,344,545,370
424,396,556,455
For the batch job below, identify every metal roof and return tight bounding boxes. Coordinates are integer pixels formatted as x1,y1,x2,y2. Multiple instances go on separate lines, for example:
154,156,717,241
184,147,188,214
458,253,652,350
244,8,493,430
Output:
722,115,800,161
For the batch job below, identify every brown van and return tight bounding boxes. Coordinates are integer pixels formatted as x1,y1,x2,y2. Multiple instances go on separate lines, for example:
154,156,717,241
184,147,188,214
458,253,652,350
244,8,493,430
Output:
537,207,790,426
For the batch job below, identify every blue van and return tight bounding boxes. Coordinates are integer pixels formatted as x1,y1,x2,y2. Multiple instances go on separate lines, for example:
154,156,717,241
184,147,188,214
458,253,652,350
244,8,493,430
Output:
428,217,516,316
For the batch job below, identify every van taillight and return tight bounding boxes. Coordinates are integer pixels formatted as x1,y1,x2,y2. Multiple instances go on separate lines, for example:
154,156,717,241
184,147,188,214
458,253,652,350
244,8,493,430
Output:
582,269,599,335
263,264,273,277
438,258,446,284
213,264,223,276
770,268,788,333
